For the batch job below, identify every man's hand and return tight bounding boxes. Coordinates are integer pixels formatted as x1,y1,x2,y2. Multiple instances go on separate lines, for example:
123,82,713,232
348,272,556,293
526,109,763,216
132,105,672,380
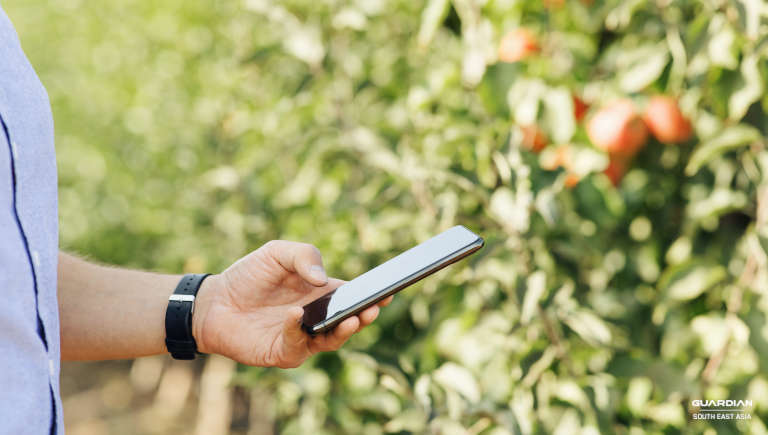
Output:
192,241,391,368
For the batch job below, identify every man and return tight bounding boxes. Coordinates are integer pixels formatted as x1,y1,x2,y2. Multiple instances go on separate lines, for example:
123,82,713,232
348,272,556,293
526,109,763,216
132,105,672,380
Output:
0,5,389,434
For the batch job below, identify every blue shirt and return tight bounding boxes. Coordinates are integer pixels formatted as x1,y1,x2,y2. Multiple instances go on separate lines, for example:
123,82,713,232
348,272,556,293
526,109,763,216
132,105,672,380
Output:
0,4,63,434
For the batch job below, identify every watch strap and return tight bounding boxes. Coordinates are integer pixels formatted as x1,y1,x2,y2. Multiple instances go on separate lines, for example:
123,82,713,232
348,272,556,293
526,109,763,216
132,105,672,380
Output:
165,273,210,360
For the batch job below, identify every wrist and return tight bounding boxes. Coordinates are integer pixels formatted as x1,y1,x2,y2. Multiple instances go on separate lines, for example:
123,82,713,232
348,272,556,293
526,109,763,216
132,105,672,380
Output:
191,273,221,355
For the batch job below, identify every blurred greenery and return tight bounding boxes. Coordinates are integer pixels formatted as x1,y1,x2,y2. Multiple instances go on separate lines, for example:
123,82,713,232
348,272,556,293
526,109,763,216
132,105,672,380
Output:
6,0,768,433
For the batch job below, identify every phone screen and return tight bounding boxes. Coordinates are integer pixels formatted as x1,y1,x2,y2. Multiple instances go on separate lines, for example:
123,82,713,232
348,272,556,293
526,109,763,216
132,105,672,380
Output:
302,225,483,334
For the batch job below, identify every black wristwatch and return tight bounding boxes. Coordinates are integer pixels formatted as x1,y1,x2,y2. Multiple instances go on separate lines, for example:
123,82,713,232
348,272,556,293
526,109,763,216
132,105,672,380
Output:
165,273,210,360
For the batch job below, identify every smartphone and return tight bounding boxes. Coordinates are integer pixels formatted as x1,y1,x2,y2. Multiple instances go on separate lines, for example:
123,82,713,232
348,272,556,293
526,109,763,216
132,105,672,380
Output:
301,225,484,335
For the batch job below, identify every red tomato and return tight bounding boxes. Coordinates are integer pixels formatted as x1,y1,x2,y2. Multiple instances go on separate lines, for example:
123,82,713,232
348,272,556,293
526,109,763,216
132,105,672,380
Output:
603,157,627,186
521,125,548,153
498,29,539,63
587,99,648,158
643,96,693,144
573,95,589,122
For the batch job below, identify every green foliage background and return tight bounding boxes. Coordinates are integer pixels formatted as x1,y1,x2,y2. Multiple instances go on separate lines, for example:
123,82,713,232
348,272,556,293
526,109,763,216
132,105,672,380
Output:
6,0,768,432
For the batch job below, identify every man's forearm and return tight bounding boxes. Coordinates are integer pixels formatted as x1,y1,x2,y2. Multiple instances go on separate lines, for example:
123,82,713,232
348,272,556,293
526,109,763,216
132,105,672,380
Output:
58,252,186,360
58,241,387,366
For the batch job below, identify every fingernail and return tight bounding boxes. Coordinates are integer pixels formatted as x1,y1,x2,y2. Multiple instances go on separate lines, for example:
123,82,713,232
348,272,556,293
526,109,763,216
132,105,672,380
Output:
310,265,327,283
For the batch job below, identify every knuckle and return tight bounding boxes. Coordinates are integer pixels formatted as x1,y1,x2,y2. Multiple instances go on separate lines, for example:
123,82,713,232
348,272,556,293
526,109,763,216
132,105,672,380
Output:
303,243,322,258
262,239,280,251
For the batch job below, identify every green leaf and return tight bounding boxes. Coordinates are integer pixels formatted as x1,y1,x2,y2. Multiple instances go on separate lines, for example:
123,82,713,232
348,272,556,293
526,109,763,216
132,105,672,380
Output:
708,16,739,69
645,402,685,426
417,0,450,48
284,25,325,66
351,391,402,417
542,87,576,143
521,271,546,324
479,62,519,117
489,186,531,233
508,77,545,125
685,124,761,175
745,308,768,374
626,377,653,416
690,313,730,355
568,146,609,177
687,188,748,221
619,45,669,93
605,0,646,31
740,0,762,40
534,187,558,227
561,309,612,346
433,362,481,402
383,408,427,433
729,54,764,121
757,226,768,257
658,261,726,301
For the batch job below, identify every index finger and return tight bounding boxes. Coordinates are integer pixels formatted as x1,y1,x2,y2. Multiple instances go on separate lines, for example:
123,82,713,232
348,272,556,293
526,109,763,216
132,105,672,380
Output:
378,295,393,307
